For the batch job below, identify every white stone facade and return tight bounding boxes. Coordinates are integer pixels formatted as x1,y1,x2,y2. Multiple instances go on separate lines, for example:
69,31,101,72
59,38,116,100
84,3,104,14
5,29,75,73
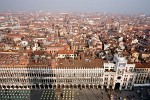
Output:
0,55,149,90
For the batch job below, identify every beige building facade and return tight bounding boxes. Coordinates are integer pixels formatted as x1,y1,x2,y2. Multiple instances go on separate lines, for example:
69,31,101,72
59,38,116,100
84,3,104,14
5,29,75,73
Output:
0,55,149,90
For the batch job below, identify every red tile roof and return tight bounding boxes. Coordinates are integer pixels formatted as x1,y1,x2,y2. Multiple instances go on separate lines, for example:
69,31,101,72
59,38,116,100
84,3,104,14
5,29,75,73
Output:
58,50,74,54
53,59,104,68
135,63,150,68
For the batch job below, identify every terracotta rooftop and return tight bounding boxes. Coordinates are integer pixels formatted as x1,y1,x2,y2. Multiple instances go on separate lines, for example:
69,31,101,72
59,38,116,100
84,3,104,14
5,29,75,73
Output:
54,59,104,68
0,53,51,68
58,50,74,54
135,63,150,68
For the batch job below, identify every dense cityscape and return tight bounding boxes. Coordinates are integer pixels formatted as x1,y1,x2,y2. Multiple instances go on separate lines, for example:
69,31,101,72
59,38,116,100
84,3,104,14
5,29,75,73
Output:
0,11,149,100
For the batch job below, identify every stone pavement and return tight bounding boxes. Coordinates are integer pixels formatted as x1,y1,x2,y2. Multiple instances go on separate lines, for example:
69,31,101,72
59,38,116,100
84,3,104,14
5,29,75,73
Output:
73,88,109,100
112,86,150,100
1,86,150,100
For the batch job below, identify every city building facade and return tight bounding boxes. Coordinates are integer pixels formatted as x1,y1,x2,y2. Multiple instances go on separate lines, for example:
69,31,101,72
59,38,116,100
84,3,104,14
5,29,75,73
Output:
0,54,149,90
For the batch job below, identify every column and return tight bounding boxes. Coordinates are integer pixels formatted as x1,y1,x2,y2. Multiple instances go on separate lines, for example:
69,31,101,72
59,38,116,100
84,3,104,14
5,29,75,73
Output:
107,85,109,89
119,84,122,90
130,85,132,90
125,85,127,89
52,84,54,89
112,85,115,89
101,85,104,89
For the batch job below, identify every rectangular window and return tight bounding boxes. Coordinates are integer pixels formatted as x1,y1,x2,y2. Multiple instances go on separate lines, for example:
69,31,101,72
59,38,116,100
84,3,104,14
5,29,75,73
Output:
124,78,127,81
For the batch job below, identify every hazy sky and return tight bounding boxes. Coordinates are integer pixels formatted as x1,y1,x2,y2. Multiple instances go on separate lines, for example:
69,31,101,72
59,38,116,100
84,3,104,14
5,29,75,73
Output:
0,0,150,14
